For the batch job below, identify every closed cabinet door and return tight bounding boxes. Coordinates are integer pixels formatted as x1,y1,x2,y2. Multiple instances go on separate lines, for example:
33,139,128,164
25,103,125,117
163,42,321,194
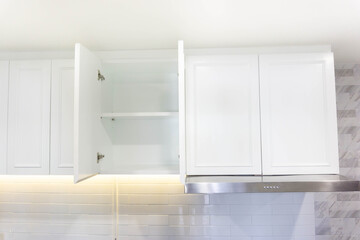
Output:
260,53,339,175
51,60,74,175
185,55,262,175
7,60,51,174
0,61,9,174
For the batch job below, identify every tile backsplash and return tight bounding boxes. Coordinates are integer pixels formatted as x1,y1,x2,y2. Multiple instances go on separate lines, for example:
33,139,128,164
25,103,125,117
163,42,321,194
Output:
1,64,360,240
0,175,315,240
315,64,360,240
116,176,315,240
0,176,115,240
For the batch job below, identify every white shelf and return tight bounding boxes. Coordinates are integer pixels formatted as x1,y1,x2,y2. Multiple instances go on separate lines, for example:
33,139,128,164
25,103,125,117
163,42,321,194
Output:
101,112,179,119
101,164,179,174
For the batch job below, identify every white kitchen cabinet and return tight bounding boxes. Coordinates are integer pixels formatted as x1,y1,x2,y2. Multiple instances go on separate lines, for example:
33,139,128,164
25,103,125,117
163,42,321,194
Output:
7,60,51,174
51,60,75,175
184,55,262,175
182,47,339,176
0,44,338,179
0,61,9,174
259,53,339,175
74,44,179,182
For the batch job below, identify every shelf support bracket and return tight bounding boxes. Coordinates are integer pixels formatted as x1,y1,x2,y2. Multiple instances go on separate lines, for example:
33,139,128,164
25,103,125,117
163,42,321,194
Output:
97,152,105,163
98,70,105,81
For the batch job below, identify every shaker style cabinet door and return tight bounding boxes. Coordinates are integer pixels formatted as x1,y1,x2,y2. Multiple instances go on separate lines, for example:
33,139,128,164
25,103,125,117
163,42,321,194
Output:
51,60,75,175
260,53,339,175
74,44,103,183
0,61,9,174
185,55,262,175
178,41,186,182
7,60,51,174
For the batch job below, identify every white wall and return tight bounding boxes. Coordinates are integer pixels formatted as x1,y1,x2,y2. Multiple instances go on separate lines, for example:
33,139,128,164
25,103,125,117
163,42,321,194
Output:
0,175,315,240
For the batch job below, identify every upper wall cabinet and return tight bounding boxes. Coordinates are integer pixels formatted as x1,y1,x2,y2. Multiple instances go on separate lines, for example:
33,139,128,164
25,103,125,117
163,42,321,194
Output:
259,53,339,174
74,44,179,183
0,61,9,174
182,47,339,176
0,43,338,179
185,55,261,175
7,61,51,175
51,60,75,175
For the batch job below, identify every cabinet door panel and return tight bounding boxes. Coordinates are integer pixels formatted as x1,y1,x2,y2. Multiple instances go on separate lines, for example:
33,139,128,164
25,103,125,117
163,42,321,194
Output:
74,44,102,183
260,53,339,174
186,55,261,175
0,61,9,174
178,41,186,182
8,60,51,174
51,60,74,175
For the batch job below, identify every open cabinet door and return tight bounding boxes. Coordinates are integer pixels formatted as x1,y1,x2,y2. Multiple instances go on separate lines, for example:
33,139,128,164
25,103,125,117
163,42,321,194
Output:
178,40,186,184
74,44,103,183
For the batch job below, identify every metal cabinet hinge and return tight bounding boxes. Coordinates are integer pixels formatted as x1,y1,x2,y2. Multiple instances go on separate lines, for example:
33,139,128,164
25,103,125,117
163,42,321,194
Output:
97,152,105,163
98,70,105,81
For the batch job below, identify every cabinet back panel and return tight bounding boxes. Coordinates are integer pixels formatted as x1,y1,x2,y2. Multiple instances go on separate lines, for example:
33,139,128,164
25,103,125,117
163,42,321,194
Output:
103,61,177,76
98,59,179,174
111,81,178,112
102,61,178,112
100,118,179,174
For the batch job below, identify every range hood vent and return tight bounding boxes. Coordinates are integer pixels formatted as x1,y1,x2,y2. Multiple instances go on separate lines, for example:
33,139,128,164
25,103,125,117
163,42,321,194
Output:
185,175,360,193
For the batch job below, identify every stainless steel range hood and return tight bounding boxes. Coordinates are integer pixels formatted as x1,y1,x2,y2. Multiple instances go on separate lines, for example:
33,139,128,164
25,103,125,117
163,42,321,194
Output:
185,175,360,193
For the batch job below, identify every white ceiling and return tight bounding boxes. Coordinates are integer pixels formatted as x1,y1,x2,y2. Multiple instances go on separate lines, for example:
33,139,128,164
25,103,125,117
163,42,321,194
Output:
1,0,359,63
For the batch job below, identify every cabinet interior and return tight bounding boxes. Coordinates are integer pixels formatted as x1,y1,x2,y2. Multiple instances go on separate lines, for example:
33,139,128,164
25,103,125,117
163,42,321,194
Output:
99,59,179,174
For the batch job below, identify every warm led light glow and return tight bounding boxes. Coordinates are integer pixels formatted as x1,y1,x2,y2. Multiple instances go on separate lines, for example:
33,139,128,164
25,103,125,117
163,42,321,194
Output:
0,174,181,184
116,174,181,184
0,175,73,183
